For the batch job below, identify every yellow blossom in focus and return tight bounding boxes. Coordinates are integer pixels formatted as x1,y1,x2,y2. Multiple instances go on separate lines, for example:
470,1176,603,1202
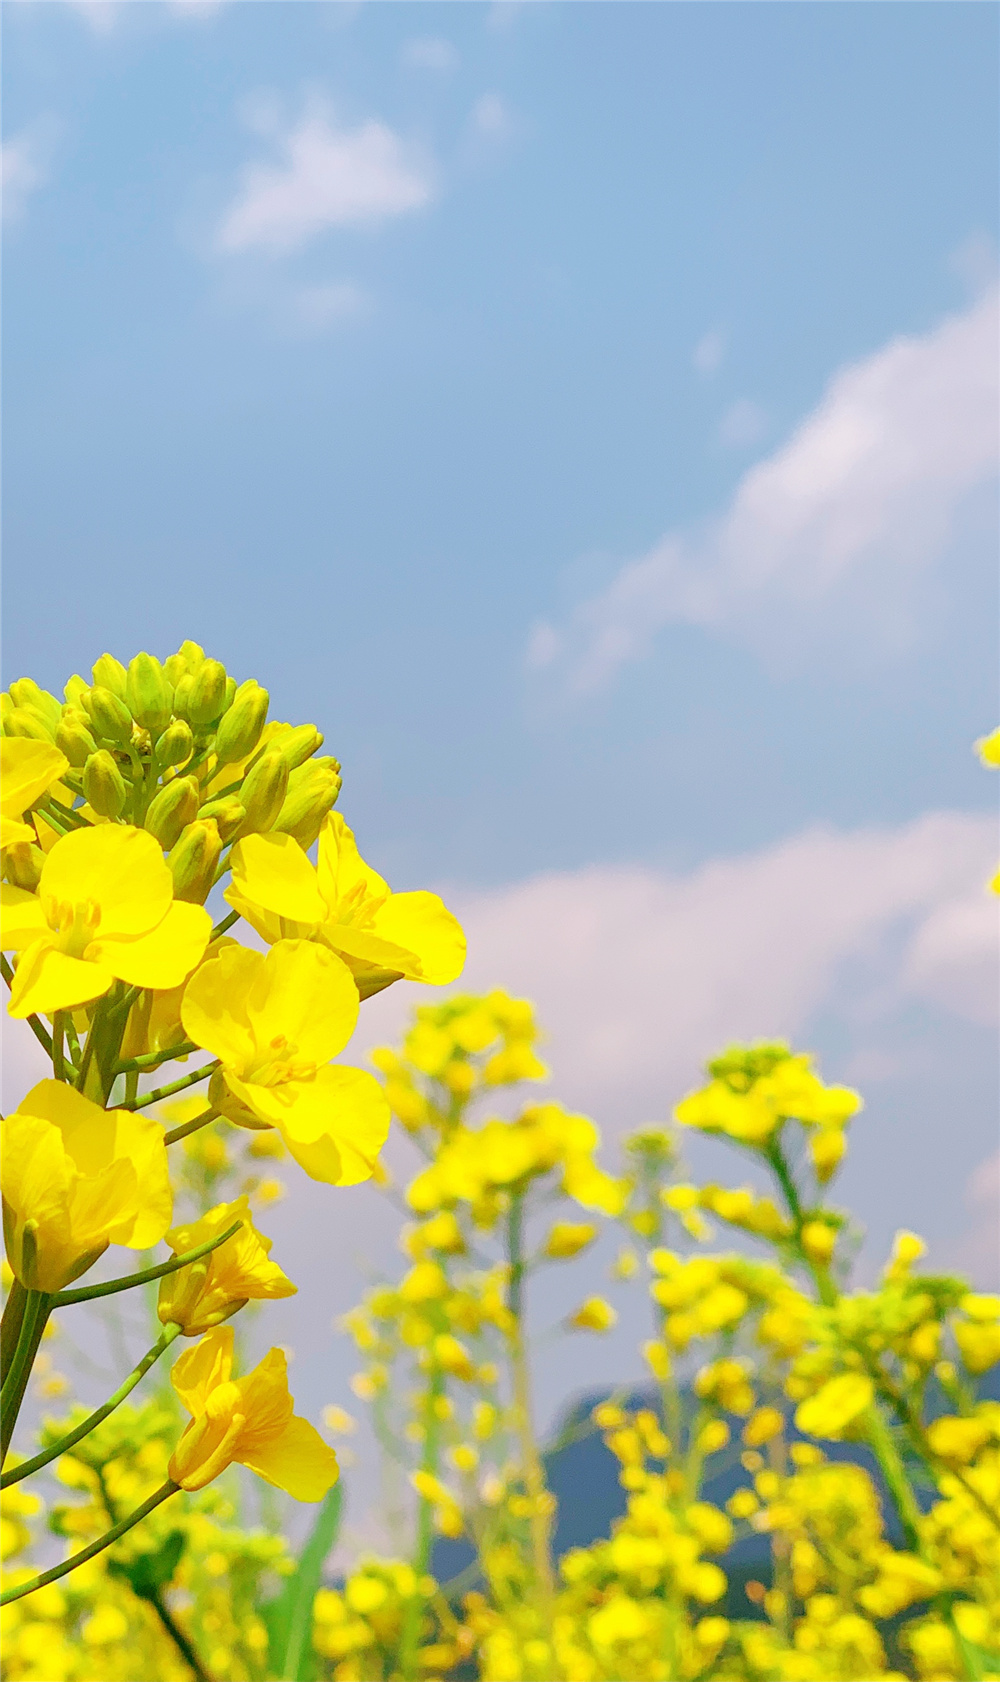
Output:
2,1080,171,1291
157,1194,296,1335
226,813,465,998
2,824,211,1017
0,738,68,849
169,1325,339,1500
181,937,390,1185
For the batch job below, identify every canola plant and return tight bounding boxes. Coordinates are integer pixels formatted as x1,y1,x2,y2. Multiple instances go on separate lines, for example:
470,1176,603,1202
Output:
1,652,997,1682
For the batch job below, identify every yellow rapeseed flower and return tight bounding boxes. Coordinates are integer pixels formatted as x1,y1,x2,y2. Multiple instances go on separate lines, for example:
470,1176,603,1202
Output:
157,1194,296,1335
181,938,390,1185
168,1325,339,1500
0,738,69,849
570,1296,617,1333
1,825,211,1017
225,813,466,998
2,1080,171,1291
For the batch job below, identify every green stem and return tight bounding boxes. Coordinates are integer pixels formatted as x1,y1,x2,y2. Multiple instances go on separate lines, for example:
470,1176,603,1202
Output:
146,1584,214,1682
0,1480,180,1605
125,1063,220,1111
1,1323,183,1488
398,1360,447,1682
210,909,240,939
51,1218,242,1306
39,797,91,830
506,1193,555,1610
164,1106,220,1148
0,1280,28,1384
52,1011,67,1081
115,1041,199,1075
1,1291,53,1465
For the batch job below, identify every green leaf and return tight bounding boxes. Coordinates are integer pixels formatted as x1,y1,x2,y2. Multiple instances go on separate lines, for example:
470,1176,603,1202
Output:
262,1485,343,1682
107,1529,185,1599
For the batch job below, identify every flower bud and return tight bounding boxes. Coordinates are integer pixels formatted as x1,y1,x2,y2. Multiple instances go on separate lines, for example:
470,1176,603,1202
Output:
90,653,128,700
234,748,288,837
145,774,201,850
3,706,55,743
223,675,237,711
4,842,45,890
187,658,229,727
171,673,195,721
126,653,173,736
178,640,205,673
83,749,128,819
169,818,223,904
268,723,324,773
198,795,247,843
163,653,188,687
9,680,61,730
55,708,98,768
155,718,195,770
64,675,90,709
85,685,134,747
214,680,269,766
271,759,342,848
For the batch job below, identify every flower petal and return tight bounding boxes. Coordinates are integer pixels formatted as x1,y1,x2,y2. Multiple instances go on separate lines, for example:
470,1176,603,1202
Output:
243,939,359,1066
0,739,69,820
316,813,389,908
1,884,48,951
170,1326,235,1418
239,1414,339,1502
370,892,466,985
7,941,113,1017
255,1065,390,1186
181,944,262,1070
92,900,211,991
227,833,327,925
41,825,173,939
0,814,37,848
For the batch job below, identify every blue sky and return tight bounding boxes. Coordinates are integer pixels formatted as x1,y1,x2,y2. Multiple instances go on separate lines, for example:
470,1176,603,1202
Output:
3,0,998,1487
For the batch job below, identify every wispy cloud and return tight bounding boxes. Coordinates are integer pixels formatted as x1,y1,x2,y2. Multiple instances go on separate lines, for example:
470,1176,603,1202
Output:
1,119,56,222
693,328,726,375
471,94,514,140
531,288,999,695
288,280,369,333
217,99,435,256
403,37,459,72
360,810,997,1139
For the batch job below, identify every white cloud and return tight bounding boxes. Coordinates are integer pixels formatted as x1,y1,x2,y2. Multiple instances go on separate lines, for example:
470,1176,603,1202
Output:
471,94,514,141
360,810,997,1132
2,121,55,222
217,101,434,256
693,328,726,375
403,37,459,72
718,398,767,449
533,288,999,695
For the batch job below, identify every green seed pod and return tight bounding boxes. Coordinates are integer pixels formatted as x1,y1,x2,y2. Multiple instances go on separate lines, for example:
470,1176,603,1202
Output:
91,653,128,700
4,842,45,891
64,674,91,709
234,748,288,837
271,759,343,849
3,707,55,743
169,818,223,904
55,709,98,768
9,680,62,730
84,749,128,820
144,774,201,850
214,680,269,767
198,795,247,844
85,685,134,747
155,718,195,770
125,653,173,737
187,658,229,727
